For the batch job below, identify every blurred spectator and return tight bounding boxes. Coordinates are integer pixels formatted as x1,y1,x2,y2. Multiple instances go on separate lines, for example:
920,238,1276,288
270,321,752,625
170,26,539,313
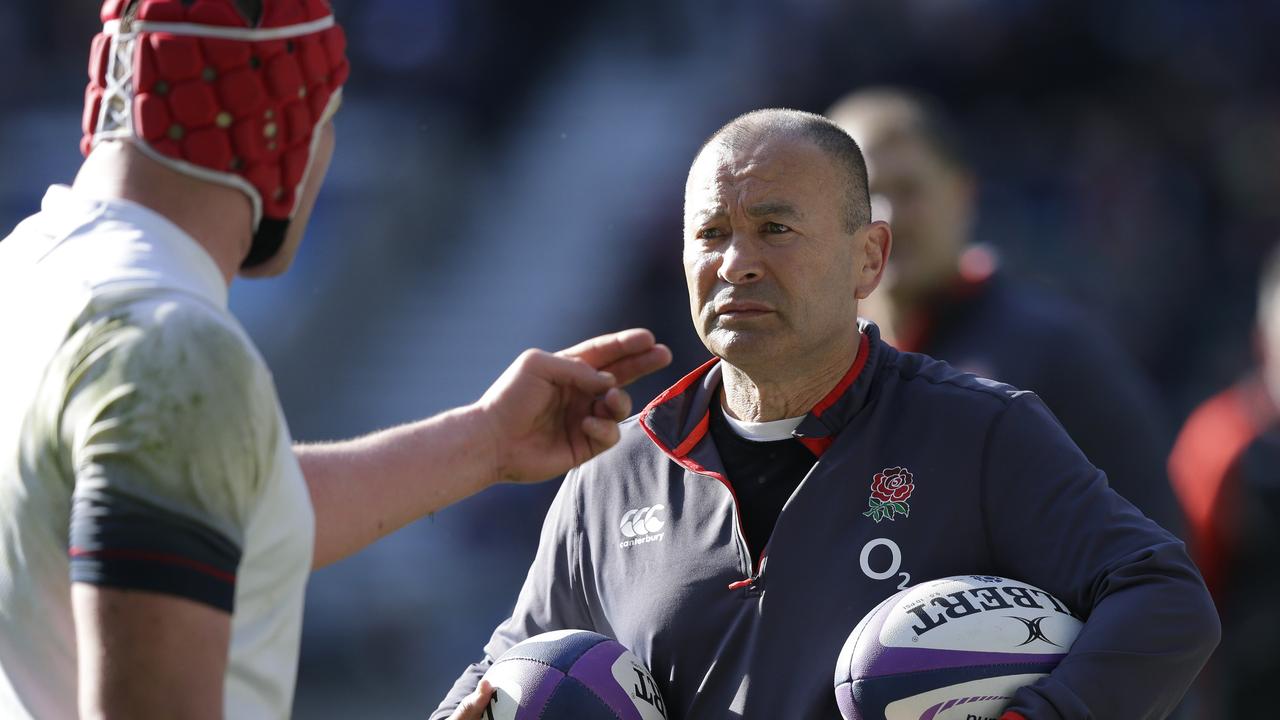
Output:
828,87,1184,535
1169,242,1280,717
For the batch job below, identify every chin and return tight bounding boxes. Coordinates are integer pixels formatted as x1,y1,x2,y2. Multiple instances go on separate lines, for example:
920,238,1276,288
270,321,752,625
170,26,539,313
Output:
707,328,775,366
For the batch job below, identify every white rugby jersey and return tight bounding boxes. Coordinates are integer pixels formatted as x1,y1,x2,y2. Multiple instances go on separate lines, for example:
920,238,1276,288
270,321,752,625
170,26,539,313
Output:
0,186,314,719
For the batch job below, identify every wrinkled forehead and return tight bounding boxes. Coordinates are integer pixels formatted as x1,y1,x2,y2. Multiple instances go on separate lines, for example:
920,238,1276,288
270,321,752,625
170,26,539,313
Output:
683,136,824,219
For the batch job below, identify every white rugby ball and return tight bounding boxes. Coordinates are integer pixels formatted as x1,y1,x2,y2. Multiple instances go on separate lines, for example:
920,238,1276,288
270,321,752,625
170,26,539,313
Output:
834,575,1083,720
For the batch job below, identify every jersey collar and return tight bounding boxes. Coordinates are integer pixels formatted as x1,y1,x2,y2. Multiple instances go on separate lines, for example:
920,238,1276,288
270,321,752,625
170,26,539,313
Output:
36,184,229,310
640,320,885,465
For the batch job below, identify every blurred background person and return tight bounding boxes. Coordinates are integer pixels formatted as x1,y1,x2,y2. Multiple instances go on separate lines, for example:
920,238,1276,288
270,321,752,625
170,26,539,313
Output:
5,1,1278,716
1169,241,1280,718
828,88,1184,535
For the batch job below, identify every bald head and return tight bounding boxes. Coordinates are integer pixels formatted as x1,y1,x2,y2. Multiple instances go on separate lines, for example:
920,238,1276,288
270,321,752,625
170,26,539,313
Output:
692,108,872,232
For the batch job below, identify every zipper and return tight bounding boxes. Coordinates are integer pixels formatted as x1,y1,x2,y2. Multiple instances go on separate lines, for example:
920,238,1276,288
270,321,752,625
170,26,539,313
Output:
682,465,755,590
728,549,767,591
722,453,820,592
638,405,763,593
711,470,756,589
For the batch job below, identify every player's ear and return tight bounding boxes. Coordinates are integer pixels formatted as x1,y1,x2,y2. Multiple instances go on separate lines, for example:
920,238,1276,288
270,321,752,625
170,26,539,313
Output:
854,220,892,300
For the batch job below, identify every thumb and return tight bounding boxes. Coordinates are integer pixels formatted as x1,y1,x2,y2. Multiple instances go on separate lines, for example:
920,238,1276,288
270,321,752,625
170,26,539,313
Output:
450,679,495,720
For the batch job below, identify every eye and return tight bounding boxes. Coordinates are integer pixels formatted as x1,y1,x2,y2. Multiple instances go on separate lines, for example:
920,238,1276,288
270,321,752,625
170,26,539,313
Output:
696,226,726,240
762,222,791,234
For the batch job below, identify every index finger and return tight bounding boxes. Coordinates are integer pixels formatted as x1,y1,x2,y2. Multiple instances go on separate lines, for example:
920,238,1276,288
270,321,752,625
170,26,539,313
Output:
556,328,658,369
596,344,672,388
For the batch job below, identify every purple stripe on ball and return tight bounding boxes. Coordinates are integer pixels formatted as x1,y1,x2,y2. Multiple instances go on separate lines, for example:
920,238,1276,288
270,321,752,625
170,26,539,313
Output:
858,645,1066,677
567,641,644,720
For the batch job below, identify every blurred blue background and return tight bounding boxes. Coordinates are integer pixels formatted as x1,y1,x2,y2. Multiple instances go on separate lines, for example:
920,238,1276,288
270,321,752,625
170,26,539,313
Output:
3,0,1278,716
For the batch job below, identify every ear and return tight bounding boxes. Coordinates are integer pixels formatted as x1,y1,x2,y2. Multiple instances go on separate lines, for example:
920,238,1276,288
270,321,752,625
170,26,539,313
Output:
854,220,892,300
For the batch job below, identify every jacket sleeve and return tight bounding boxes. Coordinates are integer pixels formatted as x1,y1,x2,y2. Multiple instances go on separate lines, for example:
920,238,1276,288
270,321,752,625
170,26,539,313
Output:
430,470,595,719
984,393,1220,720
1033,322,1184,538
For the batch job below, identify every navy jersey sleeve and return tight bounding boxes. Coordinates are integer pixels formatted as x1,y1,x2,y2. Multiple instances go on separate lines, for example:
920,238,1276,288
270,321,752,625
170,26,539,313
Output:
983,393,1219,720
431,470,595,719
54,299,276,613
1032,321,1183,538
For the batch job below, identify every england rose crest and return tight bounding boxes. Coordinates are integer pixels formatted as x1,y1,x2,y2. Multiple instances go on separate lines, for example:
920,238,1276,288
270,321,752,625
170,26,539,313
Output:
863,466,914,522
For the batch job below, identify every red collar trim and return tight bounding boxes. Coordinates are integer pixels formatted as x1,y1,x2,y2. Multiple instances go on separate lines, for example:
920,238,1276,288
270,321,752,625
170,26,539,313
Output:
638,356,719,460
811,332,871,418
641,332,872,460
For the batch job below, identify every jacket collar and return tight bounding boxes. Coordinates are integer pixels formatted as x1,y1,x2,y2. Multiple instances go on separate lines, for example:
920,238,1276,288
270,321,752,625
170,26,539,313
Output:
639,320,886,466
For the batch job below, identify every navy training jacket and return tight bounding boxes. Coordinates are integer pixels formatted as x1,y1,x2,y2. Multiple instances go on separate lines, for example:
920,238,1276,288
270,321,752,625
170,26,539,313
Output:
434,322,1219,719
908,267,1183,537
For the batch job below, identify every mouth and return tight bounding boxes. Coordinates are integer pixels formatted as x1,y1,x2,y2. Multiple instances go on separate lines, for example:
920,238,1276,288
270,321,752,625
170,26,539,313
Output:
713,300,776,321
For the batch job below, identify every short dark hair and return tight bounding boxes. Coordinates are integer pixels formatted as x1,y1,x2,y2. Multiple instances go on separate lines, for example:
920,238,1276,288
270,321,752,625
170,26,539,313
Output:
828,88,971,173
697,108,872,233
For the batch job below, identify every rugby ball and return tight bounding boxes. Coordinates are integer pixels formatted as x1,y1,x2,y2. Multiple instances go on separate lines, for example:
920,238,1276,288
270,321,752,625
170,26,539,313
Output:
835,575,1083,720
481,629,667,720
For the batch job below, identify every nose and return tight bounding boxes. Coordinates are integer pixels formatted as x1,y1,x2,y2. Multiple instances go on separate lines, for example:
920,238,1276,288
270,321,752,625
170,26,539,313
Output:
718,236,763,285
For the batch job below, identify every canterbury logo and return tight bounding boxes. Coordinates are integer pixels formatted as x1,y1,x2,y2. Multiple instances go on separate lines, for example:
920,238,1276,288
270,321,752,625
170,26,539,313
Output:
620,505,665,538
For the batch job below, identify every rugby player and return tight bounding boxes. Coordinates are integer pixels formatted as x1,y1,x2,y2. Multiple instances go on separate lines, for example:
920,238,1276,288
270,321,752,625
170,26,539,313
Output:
0,1,669,717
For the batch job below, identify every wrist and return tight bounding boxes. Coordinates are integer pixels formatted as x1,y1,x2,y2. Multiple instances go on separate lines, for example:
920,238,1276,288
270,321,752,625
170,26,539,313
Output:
457,401,505,486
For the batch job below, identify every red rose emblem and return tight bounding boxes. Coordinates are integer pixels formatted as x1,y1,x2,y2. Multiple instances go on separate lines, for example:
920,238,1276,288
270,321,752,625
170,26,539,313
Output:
870,467,914,503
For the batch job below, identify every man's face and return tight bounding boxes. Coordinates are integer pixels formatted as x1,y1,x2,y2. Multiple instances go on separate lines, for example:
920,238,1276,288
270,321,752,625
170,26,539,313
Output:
683,135,884,372
862,131,973,301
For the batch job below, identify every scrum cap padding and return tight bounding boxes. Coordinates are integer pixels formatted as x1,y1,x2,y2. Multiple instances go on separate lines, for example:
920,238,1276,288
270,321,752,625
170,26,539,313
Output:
83,0,350,266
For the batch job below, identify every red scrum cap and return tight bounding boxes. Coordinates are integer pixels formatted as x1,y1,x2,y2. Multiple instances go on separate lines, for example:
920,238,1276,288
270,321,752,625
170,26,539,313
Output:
83,0,350,268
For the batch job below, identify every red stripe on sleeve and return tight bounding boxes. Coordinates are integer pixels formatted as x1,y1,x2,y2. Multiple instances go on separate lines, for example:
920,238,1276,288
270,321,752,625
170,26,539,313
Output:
69,546,237,584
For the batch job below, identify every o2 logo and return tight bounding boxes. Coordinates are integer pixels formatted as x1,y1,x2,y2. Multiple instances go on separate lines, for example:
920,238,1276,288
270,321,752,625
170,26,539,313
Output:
859,537,912,589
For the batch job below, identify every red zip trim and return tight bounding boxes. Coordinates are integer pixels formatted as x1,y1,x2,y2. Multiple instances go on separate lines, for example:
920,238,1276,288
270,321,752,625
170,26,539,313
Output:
640,385,754,587
727,537,771,590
